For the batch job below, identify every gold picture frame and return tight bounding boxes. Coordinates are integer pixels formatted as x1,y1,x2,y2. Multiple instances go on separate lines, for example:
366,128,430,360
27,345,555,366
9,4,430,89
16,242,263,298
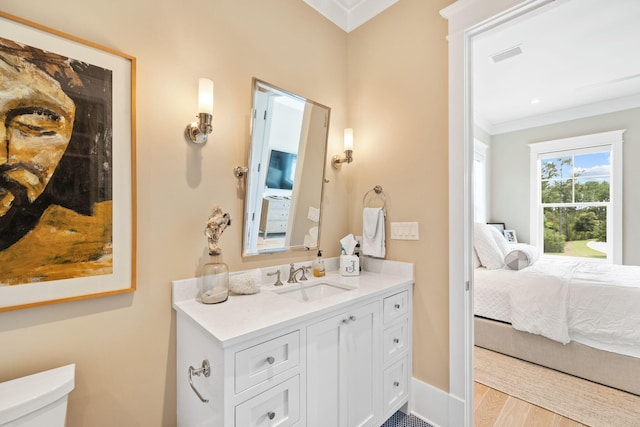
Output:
0,12,136,311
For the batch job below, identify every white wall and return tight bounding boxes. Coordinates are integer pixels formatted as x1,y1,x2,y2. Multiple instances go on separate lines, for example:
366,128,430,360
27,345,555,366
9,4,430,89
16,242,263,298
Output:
490,107,640,265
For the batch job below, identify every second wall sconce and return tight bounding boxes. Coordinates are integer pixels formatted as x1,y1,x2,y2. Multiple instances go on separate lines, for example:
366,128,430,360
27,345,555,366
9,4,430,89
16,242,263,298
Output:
185,78,214,144
332,128,354,169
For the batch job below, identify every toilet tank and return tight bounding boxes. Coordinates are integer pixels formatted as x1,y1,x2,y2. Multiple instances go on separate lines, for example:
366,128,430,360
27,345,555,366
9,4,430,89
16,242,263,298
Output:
0,364,75,427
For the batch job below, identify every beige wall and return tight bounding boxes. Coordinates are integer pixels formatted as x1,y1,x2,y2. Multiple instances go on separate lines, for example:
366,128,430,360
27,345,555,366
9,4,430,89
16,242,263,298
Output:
347,0,453,391
0,0,454,425
0,1,348,425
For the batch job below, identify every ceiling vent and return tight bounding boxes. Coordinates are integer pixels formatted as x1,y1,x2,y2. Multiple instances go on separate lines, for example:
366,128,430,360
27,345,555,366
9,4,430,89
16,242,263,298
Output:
490,45,523,63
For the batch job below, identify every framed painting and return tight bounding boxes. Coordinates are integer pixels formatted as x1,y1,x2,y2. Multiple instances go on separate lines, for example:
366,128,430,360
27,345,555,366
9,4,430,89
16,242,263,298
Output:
486,222,505,234
0,12,136,311
504,230,518,243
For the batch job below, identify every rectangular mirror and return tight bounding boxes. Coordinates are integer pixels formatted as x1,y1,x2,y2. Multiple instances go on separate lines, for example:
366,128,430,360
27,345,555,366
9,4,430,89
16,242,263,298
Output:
242,79,330,256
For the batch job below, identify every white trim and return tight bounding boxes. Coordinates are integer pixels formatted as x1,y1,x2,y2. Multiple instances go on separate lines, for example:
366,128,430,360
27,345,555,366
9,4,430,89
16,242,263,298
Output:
302,0,398,32
410,377,464,427
528,130,624,263
441,1,556,426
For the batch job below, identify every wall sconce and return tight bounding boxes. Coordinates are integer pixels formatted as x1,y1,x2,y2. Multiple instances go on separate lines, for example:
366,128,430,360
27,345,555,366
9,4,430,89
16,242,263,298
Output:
185,78,214,144
332,128,354,169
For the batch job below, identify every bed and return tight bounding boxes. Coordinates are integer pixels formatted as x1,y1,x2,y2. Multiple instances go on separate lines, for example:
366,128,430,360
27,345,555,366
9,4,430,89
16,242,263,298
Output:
473,223,640,395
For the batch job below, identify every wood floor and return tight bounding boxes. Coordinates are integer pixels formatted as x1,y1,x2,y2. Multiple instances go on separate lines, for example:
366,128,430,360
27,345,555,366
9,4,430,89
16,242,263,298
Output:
474,382,587,427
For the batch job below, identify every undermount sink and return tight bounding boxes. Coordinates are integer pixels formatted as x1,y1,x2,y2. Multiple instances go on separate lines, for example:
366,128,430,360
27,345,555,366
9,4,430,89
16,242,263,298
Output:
272,282,354,302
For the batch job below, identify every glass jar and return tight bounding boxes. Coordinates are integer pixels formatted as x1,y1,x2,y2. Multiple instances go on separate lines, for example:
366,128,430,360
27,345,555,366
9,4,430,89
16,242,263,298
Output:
199,255,229,304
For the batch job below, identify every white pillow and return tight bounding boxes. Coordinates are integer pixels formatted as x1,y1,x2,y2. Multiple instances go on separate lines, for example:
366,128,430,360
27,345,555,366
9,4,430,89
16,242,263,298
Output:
474,223,506,269
505,244,540,270
486,224,511,256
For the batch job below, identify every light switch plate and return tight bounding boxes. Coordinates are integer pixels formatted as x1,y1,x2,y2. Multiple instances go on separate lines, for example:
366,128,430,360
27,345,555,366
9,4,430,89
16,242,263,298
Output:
390,222,419,240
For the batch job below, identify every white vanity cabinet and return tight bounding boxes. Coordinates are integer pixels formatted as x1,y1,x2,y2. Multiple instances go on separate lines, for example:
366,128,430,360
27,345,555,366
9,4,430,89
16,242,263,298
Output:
176,313,303,427
173,263,413,427
307,301,381,427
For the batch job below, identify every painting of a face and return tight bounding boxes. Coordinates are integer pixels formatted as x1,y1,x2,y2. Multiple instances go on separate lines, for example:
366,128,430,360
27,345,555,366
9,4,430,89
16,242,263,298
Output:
0,52,76,217
0,13,134,309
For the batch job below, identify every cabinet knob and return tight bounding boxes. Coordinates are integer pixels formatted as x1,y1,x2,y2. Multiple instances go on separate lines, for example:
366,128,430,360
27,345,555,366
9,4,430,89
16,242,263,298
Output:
267,411,276,420
349,315,356,322
394,381,400,387
266,356,275,364
394,303,401,309
342,318,350,324
393,338,400,344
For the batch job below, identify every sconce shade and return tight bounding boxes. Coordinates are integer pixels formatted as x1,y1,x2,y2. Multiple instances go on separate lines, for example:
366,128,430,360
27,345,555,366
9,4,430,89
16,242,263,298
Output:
344,128,354,151
332,127,354,169
198,78,214,115
185,78,214,144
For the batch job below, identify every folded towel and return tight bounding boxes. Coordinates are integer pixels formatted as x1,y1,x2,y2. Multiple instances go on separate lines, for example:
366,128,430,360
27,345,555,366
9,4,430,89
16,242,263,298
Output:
362,207,385,258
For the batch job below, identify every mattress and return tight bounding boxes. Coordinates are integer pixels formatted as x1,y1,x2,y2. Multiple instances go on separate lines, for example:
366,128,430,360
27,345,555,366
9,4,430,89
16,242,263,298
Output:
474,257,640,359
474,267,512,323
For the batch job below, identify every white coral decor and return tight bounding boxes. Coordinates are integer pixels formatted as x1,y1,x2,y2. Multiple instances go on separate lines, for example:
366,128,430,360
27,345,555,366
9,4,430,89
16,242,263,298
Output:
204,204,231,255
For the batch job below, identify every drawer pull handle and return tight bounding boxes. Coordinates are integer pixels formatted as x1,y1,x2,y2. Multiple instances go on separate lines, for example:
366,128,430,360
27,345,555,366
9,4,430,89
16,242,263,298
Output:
394,381,400,387
393,338,400,344
266,356,275,364
267,411,276,420
342,314,356,325
342,315,357,324
394,303,401,309
188,360,211,403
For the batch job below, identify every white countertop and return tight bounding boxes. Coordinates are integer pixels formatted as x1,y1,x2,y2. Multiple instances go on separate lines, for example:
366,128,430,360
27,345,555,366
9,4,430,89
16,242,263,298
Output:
172,258,413,348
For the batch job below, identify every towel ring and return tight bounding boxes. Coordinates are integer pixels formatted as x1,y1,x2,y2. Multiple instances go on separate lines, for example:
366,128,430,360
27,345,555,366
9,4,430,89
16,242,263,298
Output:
363,185,387,212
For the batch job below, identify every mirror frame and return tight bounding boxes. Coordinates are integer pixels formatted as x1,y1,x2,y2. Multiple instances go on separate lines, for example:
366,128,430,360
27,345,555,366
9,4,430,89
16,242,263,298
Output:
242,78,331,257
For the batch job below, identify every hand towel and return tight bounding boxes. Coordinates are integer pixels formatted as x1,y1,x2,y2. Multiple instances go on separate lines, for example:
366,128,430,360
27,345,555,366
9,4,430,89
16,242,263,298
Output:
362,207,385,258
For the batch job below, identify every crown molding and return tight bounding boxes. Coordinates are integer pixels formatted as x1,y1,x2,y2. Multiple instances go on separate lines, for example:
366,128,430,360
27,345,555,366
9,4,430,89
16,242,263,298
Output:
303,0,398,32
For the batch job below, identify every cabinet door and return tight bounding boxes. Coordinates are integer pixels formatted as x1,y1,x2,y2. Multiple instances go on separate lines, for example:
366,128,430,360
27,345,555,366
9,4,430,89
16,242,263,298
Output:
306,301,380,427
306,311,345,427
345,301,380,427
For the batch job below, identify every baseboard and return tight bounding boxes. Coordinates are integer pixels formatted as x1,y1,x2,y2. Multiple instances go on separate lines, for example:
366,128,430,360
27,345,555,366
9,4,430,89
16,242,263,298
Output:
410,376,466,427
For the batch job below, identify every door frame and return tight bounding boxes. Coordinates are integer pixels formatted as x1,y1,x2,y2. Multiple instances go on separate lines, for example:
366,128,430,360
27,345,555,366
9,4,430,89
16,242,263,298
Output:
441,0,556,425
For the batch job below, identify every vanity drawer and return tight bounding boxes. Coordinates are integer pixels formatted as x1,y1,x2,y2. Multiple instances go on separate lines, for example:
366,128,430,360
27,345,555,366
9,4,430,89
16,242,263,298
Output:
383,291,408,324
269,206,289,219
235,331,300,393
269,199,291,210
383,356,408,415
235,375,300,427
383,319,408,363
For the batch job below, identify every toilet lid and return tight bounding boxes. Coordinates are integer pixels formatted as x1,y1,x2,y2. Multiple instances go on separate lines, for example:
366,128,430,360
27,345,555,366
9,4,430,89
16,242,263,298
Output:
0,364,75,424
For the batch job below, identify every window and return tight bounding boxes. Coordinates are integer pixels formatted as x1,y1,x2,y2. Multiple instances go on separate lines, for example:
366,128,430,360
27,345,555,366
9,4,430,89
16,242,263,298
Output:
474,139,488,223
529,130,624,263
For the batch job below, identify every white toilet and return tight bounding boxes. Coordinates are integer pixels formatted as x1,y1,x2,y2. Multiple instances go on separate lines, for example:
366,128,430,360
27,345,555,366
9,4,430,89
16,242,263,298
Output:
0,364,75,427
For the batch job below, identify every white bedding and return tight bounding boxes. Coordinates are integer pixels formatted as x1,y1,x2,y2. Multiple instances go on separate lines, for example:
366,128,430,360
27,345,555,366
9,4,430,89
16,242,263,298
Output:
474,257,640,358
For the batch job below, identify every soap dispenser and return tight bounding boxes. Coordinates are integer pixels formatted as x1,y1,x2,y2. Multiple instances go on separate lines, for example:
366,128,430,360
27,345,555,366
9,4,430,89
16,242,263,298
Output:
313,250,326,277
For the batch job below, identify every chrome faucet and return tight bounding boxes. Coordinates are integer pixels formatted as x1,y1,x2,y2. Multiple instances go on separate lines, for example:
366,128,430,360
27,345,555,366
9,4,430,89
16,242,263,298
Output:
288,263,310,283
267,269,283,286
